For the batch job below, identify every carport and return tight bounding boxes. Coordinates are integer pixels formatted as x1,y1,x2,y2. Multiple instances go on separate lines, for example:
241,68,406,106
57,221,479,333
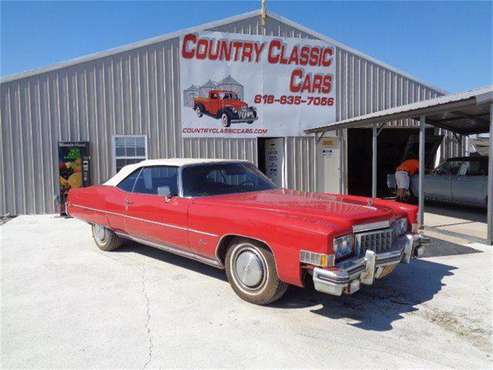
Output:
305,86,493,245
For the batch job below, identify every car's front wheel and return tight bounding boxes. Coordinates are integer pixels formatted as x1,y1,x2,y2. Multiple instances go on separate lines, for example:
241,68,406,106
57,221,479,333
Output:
225,239,288,305
92,224,123,251
220,111,231,127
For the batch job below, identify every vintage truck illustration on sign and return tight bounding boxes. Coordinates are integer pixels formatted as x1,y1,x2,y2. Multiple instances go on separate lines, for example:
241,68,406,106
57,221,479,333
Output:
193,90,258,127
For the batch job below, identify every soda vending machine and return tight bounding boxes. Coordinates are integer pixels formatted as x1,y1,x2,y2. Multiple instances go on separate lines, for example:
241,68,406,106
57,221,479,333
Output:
58,141,90,215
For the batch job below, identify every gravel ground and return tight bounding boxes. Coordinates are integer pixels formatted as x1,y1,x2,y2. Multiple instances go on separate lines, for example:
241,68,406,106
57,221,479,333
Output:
1,215,492,368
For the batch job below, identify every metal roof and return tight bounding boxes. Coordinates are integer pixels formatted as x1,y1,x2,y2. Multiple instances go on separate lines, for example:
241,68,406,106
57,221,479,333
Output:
305,86,493,135
0,9,445,93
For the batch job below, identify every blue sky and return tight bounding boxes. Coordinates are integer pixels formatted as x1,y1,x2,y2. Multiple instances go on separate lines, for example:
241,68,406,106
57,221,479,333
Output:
1,1,491,92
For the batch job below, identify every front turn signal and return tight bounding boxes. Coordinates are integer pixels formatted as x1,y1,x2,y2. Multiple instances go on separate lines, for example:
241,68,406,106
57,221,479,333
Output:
300,250,335,268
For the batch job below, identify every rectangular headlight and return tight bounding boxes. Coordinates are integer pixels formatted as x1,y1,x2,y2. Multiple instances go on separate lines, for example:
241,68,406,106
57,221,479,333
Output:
392,218,408,237
333,234,355,260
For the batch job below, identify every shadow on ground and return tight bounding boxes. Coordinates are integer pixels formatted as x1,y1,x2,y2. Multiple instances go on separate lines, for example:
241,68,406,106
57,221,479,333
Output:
425,202,486,223
420,236,483,257
114,241,227,281
271,259,456,331
115,238,461,332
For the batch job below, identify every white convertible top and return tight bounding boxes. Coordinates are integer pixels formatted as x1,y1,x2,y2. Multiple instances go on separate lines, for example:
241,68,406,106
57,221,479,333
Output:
104,158,249,186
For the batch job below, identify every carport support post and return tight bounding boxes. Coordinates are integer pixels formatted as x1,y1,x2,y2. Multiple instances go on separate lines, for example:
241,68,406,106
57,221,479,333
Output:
487,103,493,245
372,125,378,198
418,115,426,229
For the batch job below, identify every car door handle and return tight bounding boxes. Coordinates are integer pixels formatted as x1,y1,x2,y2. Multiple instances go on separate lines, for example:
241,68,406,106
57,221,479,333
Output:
125,199,134,205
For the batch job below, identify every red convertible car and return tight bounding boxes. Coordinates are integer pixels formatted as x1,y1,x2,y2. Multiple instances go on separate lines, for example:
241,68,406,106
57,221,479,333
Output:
67,159,425,305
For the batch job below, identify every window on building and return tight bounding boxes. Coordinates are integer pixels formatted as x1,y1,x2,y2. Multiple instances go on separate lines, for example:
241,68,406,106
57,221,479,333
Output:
113,136,147,173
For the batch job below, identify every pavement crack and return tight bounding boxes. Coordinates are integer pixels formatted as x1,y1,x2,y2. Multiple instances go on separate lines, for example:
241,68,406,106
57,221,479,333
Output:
141,267,153,369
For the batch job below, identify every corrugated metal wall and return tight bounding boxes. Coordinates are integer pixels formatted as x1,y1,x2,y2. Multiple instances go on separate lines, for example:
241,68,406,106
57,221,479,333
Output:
0,23,262,214
0,13,457,215
336,48,440,122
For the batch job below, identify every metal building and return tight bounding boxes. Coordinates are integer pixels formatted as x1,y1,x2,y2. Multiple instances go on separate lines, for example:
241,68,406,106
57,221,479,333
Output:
0,9,458,215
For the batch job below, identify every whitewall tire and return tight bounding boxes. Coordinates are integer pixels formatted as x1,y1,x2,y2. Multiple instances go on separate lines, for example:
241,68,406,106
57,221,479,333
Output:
225,239,288,305
92,224,123,251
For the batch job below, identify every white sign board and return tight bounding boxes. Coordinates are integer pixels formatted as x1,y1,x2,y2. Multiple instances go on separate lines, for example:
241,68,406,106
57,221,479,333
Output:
180,32,336,138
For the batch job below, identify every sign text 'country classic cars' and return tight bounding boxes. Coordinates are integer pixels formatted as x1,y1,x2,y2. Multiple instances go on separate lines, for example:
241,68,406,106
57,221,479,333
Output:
180,32,336,137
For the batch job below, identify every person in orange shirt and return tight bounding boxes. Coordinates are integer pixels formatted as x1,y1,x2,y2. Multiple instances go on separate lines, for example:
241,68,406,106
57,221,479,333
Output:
395,157,419,200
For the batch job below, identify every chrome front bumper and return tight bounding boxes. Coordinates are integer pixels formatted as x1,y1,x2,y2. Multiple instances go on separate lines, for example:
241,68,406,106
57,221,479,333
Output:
313,234,426,296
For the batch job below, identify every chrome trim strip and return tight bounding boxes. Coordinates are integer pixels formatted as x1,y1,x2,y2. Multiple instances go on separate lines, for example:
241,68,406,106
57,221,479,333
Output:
353,220,390,233
115,232,224,269
316,273,350,285
230,118,258,123
71,204,218,237
375,249,402,261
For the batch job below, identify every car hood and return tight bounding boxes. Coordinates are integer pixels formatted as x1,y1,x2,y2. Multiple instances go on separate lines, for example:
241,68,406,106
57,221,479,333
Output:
229,102,247,109
194,189,395,230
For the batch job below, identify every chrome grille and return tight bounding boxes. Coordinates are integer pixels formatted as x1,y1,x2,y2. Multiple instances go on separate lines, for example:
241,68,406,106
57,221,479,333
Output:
356,228,394,257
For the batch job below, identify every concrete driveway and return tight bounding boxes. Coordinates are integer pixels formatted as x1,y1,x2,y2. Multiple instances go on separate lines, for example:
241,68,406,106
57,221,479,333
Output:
424,202,488,245
1,215,492,368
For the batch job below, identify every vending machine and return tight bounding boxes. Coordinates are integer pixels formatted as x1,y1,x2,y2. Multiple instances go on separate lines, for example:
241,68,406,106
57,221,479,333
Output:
58,141,90,215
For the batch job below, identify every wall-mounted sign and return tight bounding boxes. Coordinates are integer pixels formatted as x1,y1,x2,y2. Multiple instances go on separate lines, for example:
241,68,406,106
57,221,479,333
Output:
180,32,336,138
320,137,338,157
321,137,337,148
321,148,337,157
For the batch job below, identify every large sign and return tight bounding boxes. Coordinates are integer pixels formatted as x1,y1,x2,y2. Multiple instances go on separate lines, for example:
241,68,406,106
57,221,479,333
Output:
180,32,336,138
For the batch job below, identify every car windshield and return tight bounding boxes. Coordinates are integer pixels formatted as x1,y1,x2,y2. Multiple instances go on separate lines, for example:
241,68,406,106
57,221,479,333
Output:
220,92,238,100
182,162,277,197
434,160,463,175
434,158,489,176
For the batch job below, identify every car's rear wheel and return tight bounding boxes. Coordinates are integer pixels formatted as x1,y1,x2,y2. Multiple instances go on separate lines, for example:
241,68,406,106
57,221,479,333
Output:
225,239,288,305
220,112,231,127
92,224,123,251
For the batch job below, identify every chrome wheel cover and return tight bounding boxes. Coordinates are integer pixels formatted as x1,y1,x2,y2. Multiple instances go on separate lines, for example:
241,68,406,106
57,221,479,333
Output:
233,247,266,289
93,224,106,244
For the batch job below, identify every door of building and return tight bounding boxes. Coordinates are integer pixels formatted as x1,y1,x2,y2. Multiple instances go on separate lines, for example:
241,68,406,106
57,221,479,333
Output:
258,138,285,187
316,136,340,193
